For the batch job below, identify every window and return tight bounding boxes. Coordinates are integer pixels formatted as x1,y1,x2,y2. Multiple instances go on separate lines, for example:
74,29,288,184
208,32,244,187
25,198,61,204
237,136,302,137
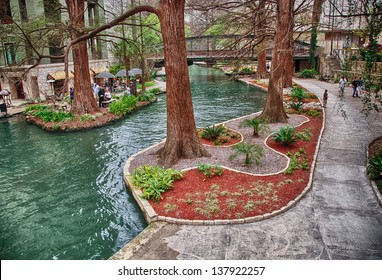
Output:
0,0,12,24
18,0,27,21
4,43,18,65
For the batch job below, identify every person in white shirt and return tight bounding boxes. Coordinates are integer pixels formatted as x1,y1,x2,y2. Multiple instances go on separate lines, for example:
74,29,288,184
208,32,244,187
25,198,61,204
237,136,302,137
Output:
339,77,346,97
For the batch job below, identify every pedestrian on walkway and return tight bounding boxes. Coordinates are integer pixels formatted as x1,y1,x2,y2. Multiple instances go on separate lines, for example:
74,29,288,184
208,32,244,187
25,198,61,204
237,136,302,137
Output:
69,87,74,106
352,78,358,97
356,76,363,97
339,76,346,97
323,89,328,108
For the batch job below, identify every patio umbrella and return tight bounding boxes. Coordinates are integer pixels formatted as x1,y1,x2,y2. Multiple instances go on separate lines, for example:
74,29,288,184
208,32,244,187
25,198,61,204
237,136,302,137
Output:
129,68,142,75
95,72,115,78
0,89,10,95
115,69,127,77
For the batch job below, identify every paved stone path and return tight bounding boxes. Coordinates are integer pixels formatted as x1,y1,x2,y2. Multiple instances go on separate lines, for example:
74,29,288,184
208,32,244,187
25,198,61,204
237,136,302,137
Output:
112,79,382,260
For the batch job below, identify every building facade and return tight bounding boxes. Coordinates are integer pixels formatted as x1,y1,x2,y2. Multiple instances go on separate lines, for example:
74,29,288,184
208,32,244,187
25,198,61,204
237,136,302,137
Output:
0,0,109,100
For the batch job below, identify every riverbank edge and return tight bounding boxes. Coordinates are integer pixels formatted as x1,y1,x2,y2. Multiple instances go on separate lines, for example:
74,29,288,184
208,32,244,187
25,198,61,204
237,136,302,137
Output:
24,98,157,132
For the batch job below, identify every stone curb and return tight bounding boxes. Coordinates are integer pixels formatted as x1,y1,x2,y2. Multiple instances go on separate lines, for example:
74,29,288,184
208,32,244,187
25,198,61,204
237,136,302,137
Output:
123,92,325,225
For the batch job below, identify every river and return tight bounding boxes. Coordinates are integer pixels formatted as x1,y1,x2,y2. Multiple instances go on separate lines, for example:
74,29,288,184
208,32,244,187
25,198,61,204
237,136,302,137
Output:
0,65,266,259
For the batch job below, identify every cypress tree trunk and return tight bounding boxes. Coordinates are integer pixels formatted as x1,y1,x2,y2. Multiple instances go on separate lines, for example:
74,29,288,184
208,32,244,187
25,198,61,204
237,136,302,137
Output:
156,0,210,167
260,0,294,123
66,0,99,115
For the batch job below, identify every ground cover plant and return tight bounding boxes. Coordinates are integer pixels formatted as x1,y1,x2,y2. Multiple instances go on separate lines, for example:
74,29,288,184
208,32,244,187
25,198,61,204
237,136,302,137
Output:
368,137,382,192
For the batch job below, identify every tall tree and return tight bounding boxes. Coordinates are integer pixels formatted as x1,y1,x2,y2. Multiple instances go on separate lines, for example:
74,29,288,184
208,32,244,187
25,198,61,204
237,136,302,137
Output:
259,0,294,123
255,0,268,79
65,0,99,115
309,0,324,69
156,0,210,166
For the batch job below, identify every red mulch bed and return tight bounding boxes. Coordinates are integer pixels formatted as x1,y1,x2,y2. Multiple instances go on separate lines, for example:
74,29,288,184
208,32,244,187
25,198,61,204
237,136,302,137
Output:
148,113,323,220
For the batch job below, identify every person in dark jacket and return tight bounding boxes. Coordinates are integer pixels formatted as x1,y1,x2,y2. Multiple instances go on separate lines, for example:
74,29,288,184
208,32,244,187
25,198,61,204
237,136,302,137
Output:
98,86,105,107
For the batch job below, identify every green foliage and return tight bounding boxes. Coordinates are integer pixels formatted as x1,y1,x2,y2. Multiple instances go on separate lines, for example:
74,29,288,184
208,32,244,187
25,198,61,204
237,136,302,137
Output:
27,106,74,123
367,151,382,179
298,69,319,78
284,149,309,174
230,141,264,166
304,108,322,118
197,163,224,179
131,165,184,202
109,95,137,116
290,87,306,102
137,91,156,102
80,114,96,122
109,64,124,75
138,81,156,89
148,87,162,94
295,128,313,142
200,125,227,141
25,104,49,113
289,102,304,112
241,117,270,137
273,126,297,146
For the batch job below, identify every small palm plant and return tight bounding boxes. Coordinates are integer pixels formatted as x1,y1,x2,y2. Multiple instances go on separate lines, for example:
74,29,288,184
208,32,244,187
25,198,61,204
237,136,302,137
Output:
273,126,297,146
241,117,271,137
230,141,264,166
200,125,227,140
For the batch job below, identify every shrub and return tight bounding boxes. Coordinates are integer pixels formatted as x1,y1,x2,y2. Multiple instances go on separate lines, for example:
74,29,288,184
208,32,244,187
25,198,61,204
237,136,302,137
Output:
109,95,137,116
137,91,156,102
367,151,382,180
197,163,224,178
25,104,50,113
298,69,319,78
200,125,227,141
30,107,74,122
241,117,270,137
131,165,184,201
273,126,297,146
290,87,306,102
289,102,304,112
230,141,264,166
137,81,156,89
148,87,162,94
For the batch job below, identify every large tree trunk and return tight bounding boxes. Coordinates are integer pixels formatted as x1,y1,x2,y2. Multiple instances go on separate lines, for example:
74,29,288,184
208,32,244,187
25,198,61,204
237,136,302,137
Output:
157,0,210,167
283,37,294,88
260,0,294,123
66,0,99,115
256,48,267,79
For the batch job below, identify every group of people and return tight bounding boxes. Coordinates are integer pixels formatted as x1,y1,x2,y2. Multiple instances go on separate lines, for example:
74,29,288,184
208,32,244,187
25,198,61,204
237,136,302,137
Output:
338,76,363,98
92,83,112,107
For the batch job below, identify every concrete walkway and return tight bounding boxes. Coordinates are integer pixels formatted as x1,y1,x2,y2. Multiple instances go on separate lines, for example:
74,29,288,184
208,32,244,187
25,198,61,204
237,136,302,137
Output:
112,79,382,260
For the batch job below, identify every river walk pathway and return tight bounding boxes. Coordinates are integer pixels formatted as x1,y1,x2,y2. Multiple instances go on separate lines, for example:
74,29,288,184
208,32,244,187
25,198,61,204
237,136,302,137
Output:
112,78,382,260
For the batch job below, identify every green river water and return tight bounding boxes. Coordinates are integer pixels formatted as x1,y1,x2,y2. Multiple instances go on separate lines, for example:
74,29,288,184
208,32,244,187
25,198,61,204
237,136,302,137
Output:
0,65,266,259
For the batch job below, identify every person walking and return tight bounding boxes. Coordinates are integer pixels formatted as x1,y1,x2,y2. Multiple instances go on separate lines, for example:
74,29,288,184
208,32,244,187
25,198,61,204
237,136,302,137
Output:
356,76,363,97
69,87,74,106
126,84,131,96
339,76,346,97
323,89,328,108
351,78,358,97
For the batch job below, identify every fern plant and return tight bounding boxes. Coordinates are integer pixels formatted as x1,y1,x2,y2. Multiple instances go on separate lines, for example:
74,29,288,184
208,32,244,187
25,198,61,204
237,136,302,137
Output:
241,117,270,137
367,151,382,179
273,126,297,146
230,142,264,166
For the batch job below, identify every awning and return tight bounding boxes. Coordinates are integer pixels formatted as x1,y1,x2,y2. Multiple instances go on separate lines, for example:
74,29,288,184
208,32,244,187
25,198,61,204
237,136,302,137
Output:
47,71,74,80
91,66,109,75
